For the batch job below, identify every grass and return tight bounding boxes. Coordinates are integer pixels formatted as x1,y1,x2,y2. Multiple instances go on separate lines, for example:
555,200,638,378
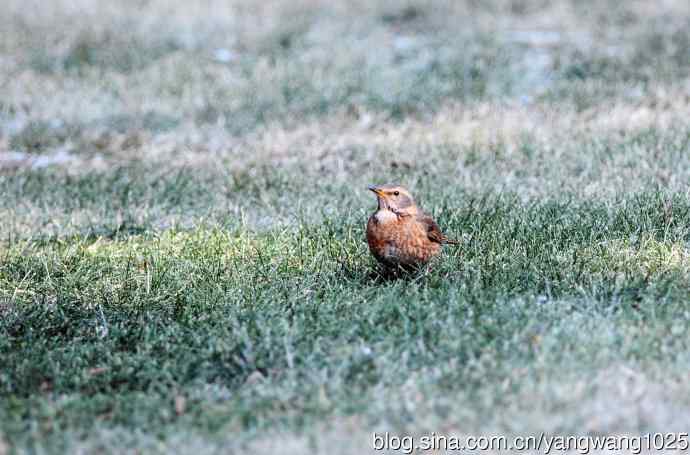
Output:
2,0,690,453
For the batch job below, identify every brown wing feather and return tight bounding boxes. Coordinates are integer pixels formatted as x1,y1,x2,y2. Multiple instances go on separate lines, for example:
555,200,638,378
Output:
417,212,458,245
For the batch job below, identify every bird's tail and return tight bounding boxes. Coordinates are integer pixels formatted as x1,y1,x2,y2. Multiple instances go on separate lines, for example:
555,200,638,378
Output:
444,237,459,245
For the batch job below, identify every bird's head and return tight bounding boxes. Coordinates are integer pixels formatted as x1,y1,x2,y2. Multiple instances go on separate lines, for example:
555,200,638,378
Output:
368,184,417,214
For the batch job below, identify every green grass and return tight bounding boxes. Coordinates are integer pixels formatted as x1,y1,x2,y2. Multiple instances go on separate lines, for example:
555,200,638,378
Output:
2,0,690,453
3,190,690,452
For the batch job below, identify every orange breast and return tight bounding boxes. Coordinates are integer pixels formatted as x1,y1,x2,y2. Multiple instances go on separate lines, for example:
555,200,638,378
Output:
367,213,441,267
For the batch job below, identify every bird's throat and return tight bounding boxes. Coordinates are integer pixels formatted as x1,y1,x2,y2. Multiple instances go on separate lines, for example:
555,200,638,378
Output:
374,209,399,224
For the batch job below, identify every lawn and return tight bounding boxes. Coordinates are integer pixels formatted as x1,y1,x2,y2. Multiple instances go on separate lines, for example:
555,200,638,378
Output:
2,0,690,453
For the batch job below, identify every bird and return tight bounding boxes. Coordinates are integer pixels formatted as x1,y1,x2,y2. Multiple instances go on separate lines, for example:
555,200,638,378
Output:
366,184,457,271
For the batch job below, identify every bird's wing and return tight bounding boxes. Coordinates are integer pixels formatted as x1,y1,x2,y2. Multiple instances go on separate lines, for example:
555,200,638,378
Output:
417,212,458,245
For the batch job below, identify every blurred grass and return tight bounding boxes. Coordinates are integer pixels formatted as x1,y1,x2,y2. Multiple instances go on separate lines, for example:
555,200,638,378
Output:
2,0,690,453
2,0,689,137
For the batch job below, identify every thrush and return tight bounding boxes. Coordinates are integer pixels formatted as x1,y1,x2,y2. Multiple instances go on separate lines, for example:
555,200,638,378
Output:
366,184,457,271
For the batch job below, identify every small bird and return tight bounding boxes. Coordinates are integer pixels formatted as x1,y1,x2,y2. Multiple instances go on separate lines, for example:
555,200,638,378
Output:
366,184,457,271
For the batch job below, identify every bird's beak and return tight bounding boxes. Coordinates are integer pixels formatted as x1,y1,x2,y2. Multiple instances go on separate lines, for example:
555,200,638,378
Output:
368,185,386,197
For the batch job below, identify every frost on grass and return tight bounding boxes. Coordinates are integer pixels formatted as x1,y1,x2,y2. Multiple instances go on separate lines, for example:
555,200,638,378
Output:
2,0,690,453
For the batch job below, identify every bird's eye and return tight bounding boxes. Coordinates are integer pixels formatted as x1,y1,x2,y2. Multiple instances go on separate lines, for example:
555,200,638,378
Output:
393,191,400,196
